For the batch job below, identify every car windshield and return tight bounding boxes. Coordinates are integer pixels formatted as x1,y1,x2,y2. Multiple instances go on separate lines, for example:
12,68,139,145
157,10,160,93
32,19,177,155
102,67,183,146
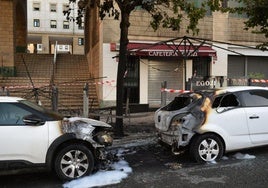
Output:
19,100,63,120
161,92,203,111
20,100,48,112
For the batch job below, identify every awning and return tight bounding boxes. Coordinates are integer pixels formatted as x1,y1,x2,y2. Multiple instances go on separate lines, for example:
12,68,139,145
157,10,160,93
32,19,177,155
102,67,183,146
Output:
110,42,217,58
127,42,217,57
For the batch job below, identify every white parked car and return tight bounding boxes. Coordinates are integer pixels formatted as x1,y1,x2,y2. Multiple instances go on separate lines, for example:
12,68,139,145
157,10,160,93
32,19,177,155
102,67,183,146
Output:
0,96,113,180
155,86,268,163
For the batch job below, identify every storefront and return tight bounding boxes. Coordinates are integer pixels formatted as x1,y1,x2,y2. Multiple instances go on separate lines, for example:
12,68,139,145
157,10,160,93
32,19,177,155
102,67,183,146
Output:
228,55,268,78
108,42,217,106
127,42,216,104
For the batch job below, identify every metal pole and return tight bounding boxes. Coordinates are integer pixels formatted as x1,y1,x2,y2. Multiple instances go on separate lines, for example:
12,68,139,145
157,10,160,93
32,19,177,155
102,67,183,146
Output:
161,81,167,107
83,83,89,118
52,85,58,112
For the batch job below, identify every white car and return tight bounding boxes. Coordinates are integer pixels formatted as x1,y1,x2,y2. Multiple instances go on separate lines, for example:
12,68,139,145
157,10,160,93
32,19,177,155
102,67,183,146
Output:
155,86,268,163
0,96,113,180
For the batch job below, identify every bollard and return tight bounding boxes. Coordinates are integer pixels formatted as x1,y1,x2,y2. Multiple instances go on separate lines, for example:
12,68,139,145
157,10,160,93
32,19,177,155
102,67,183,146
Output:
161,81,167,107
83,83,89,118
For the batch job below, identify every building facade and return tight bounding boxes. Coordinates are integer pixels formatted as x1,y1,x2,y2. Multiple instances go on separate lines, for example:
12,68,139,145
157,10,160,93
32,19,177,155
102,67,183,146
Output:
27,0,84,54
0,0,27,76
99,3,268,108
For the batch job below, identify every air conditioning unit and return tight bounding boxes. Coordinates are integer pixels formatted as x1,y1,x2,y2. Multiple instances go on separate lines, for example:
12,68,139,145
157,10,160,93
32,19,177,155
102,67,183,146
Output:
37,44,42,51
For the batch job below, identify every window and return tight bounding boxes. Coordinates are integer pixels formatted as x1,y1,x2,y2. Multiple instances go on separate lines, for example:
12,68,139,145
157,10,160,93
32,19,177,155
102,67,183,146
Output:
33,2,40,11
241,90,268,107
188,0,211,15
0,103,31,125
78,22,84,30
63,4,69,12
212,94,239,108
63,21,69,29
78,38,84,46
50,3,57,12
50,20,57,28
33,19,40,27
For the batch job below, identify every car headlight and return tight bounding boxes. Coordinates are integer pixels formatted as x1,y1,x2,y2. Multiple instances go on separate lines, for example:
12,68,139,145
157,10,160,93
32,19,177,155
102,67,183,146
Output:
170,114,188,131
95,131,113,146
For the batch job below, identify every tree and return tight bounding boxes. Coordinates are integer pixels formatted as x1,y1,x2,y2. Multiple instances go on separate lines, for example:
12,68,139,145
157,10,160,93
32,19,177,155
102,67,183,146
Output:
64,0,267,137
233,0,268,50
207,0,268,49
64,0,210,137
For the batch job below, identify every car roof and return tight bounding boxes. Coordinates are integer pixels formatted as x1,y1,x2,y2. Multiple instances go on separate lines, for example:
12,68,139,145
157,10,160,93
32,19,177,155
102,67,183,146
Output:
216,86,268,93
0,96,24,103
193,86,268,96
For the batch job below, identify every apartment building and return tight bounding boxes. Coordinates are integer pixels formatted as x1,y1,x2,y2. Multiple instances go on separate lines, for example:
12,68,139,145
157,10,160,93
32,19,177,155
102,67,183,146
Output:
27,0,84,54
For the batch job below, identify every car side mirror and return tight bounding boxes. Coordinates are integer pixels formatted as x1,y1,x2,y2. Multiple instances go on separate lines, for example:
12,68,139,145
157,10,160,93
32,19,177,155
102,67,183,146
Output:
216,106,226,113
23,114,45,126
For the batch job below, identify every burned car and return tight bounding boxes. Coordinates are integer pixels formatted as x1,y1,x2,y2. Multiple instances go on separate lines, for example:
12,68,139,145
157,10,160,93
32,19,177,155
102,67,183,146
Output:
155,86,268,163
0,96,113,180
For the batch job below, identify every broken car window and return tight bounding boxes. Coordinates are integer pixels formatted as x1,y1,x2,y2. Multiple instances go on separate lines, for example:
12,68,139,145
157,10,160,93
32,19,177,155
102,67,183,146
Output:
212,94,239,108
162,93,202,111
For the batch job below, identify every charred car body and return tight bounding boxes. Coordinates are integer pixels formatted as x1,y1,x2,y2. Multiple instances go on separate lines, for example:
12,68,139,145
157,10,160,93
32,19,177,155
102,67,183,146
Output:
0,97,113,180
155,86,268,163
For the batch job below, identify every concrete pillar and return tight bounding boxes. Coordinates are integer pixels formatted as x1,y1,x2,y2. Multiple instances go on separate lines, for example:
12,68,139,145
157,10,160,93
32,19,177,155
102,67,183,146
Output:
0,0,14,69
41,35,50,54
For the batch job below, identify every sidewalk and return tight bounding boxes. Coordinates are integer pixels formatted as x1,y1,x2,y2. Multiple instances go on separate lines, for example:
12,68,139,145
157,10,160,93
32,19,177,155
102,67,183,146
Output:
107,111,158,149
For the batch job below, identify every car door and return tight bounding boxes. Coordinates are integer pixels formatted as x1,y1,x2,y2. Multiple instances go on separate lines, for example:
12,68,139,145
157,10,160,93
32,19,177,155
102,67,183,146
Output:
0,103,48,163
209,93,251,150
240,90,268,144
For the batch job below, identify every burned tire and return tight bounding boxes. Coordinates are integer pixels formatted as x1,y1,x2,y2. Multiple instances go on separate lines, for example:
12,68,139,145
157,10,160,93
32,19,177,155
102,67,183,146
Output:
189,134,224,163
54,144,94,181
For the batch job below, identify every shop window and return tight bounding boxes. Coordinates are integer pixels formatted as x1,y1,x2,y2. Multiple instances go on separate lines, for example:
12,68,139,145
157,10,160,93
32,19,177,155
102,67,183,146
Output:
33,2,40,11
123,56,140,103
50,20,57,28
50,3,57,12
33,19,40,27
192,57,210,78
228,1,247,18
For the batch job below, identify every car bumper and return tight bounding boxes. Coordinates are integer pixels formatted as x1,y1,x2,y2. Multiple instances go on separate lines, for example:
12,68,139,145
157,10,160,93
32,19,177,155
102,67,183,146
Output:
157,130,180,146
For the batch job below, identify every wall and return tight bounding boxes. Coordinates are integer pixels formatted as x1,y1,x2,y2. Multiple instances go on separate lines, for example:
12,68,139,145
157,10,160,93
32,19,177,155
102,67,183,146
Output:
0,0,14,70
0,0,27,76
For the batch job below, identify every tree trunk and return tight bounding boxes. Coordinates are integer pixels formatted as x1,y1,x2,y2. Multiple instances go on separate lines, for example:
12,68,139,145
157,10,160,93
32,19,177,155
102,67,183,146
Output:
115,10,130,137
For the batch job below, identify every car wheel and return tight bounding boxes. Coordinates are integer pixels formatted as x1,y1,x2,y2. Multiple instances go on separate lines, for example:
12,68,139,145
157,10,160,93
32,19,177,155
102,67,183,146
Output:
189,134,224,163
54,144,94,181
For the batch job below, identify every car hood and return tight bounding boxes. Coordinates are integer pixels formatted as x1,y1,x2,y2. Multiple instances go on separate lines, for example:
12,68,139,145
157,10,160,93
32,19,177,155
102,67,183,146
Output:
62,117,112,136
66,117,112,128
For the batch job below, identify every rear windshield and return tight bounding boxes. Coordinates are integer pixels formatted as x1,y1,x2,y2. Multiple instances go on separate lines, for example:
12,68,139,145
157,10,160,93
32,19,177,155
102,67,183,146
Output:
162,93,202,111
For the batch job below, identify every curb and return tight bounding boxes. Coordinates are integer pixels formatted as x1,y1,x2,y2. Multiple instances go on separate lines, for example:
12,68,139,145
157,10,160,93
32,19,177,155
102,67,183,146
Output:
108,132,157,150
